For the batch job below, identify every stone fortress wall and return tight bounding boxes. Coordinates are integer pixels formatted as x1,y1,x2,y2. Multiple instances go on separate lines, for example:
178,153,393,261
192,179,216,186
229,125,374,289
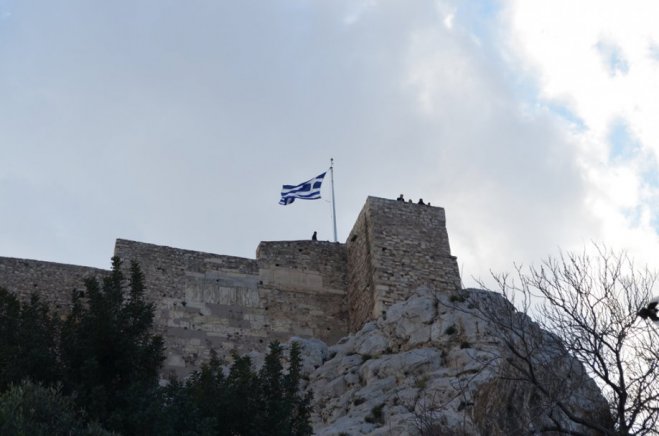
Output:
0,196,461,376
0,257,106,312
113,238,349,375
346,197,461,331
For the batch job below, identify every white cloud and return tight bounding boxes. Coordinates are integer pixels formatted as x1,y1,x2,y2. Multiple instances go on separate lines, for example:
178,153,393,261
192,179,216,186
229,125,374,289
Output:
0,0,657,288
502,0,659,271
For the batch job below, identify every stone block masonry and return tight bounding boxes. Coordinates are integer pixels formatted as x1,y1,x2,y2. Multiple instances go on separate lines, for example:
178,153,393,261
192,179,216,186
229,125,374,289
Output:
115,239,349,377
346,197,461,331
0,196,461,376
0,257,106,312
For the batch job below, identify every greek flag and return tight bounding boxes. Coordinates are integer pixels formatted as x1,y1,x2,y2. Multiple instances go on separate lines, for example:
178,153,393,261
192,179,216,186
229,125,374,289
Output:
279,172,326,205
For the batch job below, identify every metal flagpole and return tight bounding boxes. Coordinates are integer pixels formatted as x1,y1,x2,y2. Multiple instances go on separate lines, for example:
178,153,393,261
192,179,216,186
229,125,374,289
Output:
330,158,338,242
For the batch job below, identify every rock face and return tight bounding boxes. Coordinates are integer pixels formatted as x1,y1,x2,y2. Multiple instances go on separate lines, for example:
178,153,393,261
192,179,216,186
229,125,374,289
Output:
268,288,610,435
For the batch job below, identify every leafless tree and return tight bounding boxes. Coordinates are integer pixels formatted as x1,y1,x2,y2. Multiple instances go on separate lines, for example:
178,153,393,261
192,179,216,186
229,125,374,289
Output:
471,246,659,435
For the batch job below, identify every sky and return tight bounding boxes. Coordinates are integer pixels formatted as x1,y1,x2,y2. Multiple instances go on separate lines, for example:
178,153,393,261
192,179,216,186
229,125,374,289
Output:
1,0,659,286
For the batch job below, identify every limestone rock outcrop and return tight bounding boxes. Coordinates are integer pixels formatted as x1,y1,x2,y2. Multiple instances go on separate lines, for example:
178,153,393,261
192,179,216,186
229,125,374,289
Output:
264,288,610,435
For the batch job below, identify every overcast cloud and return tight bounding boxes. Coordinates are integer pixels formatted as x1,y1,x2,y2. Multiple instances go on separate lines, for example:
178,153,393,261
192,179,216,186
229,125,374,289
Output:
1,0,658,286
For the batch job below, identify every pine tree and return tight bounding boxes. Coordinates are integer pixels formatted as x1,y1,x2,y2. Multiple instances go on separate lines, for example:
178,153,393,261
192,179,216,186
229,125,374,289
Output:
0,289,59,391
224,352,259,435
285,342,313,436
257,342,288,436
60,257,165,434
0,380,116,436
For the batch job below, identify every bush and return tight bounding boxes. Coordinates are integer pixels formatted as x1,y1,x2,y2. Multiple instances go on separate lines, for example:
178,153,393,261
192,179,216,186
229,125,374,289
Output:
169,342,313,436
0,290,59,390
0,380,114,436
0,260,314,435
365,403,385,425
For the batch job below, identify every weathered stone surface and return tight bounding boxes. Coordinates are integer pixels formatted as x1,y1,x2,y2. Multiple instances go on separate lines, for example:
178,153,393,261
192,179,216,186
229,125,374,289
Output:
354,328,389,356
0,195,611,434
346,197,461,331
0,196,462,377
0,257,106,311
303,288,609,436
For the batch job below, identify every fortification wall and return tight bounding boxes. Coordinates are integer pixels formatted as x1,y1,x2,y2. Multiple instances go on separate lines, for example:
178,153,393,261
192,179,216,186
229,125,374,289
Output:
0,196,461,377
346,196,461,330
256,241,348,345
0,257,107,311
115,239,348,377
114,239,260,374
345,206,376,332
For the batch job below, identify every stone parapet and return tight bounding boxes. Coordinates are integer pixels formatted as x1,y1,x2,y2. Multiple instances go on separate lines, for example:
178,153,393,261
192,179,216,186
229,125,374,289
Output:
346,196,461,331
0,257,106,311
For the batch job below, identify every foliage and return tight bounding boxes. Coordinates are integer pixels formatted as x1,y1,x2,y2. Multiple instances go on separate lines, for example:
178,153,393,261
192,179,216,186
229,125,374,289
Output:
475,246,659,435
0,258,314,435
0,380,115,436
59,257,165,434
364,403,385,425
0,289,59,390
169,341,313,436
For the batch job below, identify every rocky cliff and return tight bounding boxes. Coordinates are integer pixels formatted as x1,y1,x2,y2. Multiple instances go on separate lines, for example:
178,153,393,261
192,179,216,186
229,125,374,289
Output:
249,287,610,435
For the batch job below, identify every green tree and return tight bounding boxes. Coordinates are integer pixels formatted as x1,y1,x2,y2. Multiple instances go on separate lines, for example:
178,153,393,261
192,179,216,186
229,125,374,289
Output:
223,352,259,435
255,342,312,436
177,341,313,436
257,342,287,435
60,257,165,434
284,342,313,436
0,380,115,436
156,377,216,436
0,260,314,435
0,289,59,391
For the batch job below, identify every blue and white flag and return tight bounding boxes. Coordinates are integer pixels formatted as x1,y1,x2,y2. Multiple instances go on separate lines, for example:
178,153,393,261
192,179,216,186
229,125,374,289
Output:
279,172,326,205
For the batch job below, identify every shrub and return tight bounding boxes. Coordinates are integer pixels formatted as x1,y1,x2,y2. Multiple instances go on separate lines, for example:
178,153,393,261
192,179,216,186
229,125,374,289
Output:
365,403,385,425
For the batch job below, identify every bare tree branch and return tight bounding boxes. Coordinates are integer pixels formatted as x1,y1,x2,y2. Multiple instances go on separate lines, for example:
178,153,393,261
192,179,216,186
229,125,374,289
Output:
464,246,659,435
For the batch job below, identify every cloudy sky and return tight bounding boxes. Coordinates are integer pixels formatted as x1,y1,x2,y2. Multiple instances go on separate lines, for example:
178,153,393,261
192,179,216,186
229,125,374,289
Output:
1,0,659,285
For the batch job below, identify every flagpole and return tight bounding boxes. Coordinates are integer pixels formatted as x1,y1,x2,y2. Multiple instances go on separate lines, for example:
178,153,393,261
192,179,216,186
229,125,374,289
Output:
330,158,338,242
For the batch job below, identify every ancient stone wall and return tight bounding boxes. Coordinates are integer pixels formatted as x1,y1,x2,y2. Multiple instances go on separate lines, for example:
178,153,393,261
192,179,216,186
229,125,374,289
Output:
345,205,376,332
113,239,261,375
0,257,106,311
346,196,461,330
256,240,348,345
0,196,460,376
115,239,348,377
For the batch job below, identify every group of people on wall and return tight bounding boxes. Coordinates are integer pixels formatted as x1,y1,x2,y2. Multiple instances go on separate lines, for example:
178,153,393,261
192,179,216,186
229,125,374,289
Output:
397,194,430,206
310,195,432,241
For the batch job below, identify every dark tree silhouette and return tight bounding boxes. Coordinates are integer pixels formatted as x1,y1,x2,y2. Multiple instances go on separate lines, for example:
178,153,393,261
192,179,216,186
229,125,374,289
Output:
60,257,165,434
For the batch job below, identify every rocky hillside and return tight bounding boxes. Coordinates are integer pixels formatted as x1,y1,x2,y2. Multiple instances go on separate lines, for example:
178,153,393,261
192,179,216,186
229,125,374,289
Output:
249,288,610,435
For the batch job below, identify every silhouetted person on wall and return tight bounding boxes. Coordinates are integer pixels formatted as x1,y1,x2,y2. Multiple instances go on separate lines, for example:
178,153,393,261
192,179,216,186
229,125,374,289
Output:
418,198,425,205
397,194,405,202
408,199,412,203
312,231,317,241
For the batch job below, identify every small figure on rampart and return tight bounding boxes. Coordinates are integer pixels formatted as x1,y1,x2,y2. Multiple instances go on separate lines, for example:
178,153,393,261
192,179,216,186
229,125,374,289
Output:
408,199,413,203
418,198,425,205
312,231,317,241
397,194,405,202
